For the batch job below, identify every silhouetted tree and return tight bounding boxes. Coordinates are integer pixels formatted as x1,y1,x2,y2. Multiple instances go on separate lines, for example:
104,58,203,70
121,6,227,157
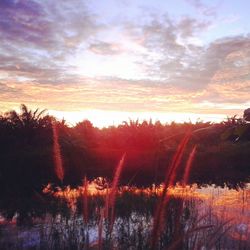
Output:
243,108,250,121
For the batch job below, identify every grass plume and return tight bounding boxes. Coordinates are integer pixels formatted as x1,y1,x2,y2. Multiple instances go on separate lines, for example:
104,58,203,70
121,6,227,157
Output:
104,153,126,234
183,145,197,185
52,122,64,182
151,131,191,249
83,176,88,224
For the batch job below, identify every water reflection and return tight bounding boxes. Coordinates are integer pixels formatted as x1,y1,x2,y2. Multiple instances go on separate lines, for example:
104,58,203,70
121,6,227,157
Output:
0,181,249,249
200,184,250,243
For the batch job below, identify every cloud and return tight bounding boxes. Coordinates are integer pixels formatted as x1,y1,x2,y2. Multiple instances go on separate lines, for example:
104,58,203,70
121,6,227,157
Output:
0,82,20,97
205,35,250,85
0,1,220,91
124,15,212,88
0,81,31,107
0,76,201,113
125,14,250,95
0,0,98,50
177,17,211,38
89,41,123,55
0,0,100,82
186,0,217,17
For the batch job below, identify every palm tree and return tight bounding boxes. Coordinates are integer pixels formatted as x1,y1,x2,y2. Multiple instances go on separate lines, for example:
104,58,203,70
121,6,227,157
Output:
5,104,49,129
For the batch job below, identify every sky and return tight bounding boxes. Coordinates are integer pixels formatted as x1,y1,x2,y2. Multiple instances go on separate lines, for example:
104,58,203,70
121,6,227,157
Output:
0,0,250,127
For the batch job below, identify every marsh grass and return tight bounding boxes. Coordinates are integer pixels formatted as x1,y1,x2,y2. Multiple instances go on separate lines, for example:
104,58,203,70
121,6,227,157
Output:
0,134,249,249
151,131,192,249
52,122,64,182
0,185,248,250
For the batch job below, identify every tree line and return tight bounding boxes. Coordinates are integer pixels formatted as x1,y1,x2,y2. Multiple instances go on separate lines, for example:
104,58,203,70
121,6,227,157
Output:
0,104,250,198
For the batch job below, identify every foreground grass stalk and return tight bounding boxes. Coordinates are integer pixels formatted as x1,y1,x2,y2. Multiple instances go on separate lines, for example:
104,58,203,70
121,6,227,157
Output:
151,131,191,249
98,208,104,250
183,145,197,186
170,145,198,247
82,176,89,249
105,153,126,230
83,176,88,224
52,122,64,182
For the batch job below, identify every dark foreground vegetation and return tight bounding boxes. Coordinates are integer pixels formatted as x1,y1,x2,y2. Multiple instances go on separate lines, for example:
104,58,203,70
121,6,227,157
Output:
0,104,249,249
0,104,249,198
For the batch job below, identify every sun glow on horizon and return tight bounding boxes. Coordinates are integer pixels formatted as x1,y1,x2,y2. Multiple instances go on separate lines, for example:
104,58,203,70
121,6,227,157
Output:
48,109,227,128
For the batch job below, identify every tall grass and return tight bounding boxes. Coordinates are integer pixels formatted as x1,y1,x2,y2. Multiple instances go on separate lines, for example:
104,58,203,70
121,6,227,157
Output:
52,122,64,182
183,145,197,186
104,153,126,228
98,208,104,250
151,131,191,249
96,153,126,249
83,176,88,224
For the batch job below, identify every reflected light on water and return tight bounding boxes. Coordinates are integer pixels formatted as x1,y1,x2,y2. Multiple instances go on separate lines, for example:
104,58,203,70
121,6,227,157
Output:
42,180,250,243
207,186,250,241
42,182,218,202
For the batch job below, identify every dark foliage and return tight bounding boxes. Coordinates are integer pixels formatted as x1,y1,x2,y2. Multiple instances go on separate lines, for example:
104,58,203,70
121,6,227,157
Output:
0,104,249,198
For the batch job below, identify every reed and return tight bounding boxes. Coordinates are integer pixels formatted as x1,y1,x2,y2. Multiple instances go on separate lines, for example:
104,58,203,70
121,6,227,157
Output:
183,145,197,186
104,153,126,231
151,131,191,249
83,176,88,224
52,122,64,182
170,145,198,247
98,208,104,250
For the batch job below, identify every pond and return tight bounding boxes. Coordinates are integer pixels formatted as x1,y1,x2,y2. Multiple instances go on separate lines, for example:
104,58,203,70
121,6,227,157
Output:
0,181,249,250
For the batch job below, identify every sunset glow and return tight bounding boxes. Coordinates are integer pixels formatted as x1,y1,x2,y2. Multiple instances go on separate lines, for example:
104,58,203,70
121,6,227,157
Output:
0,0,249,124
48,109,226,127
